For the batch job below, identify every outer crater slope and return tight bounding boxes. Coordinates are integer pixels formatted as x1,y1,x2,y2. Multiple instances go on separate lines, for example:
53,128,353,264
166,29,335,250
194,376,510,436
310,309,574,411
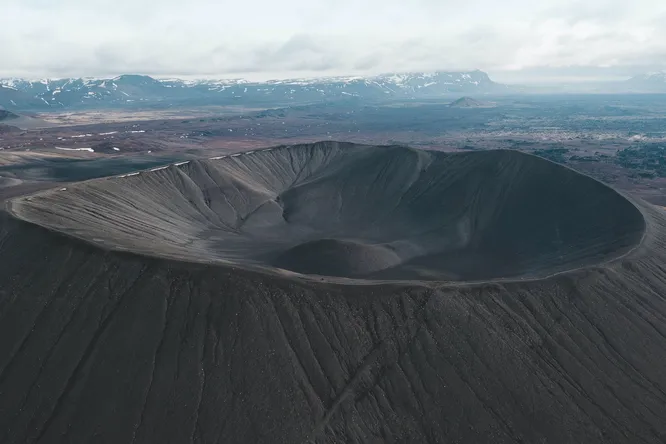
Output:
8,142,645,281
2,142,666,444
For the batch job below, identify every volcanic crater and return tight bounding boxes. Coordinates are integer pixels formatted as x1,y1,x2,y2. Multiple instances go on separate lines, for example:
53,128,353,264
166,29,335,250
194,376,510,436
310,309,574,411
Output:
8,142,645,282
3,142,666,444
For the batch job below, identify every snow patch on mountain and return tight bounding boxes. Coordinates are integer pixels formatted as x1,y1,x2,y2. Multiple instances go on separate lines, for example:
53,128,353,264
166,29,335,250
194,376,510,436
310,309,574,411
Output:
1,70,504,110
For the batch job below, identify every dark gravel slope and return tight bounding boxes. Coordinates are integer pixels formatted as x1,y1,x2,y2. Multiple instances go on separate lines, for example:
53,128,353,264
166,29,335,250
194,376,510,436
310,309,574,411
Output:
0,143,665,443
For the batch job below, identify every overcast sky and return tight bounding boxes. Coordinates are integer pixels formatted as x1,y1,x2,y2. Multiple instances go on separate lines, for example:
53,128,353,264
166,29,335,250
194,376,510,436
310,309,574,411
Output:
2,0,666,82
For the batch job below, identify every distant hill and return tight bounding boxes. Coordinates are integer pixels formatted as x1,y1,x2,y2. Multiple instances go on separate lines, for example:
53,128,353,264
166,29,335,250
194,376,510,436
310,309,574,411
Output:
0,109,19,121
448,96,498,108
0,70,508,111
0,109,52,130
448,96,488,108
0,108,20,133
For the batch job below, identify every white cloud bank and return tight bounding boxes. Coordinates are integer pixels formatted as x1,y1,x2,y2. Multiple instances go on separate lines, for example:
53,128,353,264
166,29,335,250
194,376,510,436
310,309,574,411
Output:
1,0,665,82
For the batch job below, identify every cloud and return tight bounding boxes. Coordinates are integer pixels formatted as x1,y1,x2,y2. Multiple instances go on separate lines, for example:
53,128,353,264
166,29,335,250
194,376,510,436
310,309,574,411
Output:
1,0,666,81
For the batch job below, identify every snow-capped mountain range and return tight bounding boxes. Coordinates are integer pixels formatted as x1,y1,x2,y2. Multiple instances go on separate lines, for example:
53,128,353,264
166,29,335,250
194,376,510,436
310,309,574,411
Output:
0,70,504,111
